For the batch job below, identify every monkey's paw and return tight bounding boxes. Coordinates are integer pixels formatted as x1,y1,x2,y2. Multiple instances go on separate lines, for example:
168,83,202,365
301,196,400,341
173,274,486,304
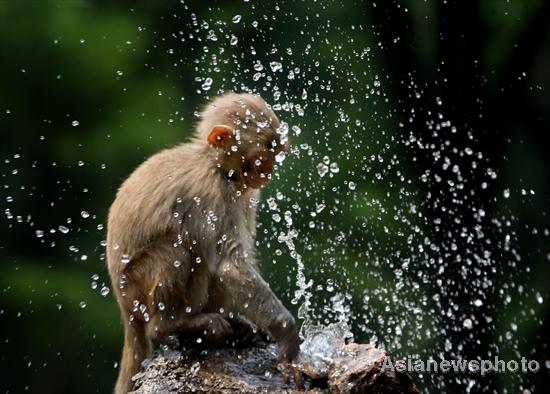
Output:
182,313,233,347
192,313,233,345
226,315,268,348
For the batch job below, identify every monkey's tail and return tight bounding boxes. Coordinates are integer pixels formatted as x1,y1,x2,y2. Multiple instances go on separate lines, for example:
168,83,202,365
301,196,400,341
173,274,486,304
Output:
114,321,152,394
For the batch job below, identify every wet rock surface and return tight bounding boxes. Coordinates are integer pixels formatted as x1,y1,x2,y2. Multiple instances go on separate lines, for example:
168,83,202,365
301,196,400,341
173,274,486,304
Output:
131,342,419,393
130,345,302,394
326,343,419,394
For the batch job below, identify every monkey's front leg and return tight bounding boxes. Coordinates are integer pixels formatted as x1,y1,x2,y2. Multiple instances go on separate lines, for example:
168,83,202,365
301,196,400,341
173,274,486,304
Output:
217,260,303,389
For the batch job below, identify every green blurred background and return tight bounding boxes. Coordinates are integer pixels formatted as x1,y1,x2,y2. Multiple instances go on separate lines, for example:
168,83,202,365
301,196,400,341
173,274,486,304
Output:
0,0,549,392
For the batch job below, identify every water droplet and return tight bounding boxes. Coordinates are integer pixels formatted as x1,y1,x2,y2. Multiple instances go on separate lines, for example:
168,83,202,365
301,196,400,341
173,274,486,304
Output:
348,181,356,190
229,35,238,46
120,254,131,264
201,77,213,91
35,230,44,238
269,61,283,72
79,301,87,308
232,14,242,23
71,120,80,127
316,163,329,177
463,318,473,329
206,30,217,41
81,211,90,218
254,62,263,71
58,225,69,234
100,286,110,297
275,151,286,164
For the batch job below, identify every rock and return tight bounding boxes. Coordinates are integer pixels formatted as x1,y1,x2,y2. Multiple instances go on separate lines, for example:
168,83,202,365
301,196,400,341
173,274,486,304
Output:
130,342,418,394
130,344,307,394
326,343,419,394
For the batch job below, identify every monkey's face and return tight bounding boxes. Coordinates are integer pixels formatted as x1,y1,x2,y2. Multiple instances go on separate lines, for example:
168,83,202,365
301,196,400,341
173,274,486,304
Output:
238,130,287,189
241,148,276,189
208,124,287,190
207,106,288,190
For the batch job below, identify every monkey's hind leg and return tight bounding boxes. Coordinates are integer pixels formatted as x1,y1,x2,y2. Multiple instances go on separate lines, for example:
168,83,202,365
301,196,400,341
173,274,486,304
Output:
114,320,152,394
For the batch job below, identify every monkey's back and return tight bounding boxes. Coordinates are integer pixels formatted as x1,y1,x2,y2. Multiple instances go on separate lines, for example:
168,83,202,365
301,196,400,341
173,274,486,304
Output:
107,143,212,265
105,141,259,277
105,143,228,324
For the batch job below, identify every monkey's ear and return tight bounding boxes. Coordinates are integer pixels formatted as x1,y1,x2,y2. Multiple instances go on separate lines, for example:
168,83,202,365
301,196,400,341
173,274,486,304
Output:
208,125,233,148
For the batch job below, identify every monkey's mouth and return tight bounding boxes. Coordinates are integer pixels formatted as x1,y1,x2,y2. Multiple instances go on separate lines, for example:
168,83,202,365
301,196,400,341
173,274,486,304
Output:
248,171,272,188
243,167,272,189
241,159,274,189
257,175,272,187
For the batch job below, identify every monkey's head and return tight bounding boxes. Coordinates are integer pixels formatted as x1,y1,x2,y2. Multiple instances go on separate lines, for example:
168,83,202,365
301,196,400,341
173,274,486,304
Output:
197,93,288,190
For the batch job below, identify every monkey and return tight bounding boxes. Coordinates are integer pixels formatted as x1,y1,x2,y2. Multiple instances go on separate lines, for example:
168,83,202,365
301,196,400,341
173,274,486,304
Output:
106,92,303,393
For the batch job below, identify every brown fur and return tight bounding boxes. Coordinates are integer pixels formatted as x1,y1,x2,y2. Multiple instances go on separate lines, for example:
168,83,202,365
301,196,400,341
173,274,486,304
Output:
107,93,300,393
